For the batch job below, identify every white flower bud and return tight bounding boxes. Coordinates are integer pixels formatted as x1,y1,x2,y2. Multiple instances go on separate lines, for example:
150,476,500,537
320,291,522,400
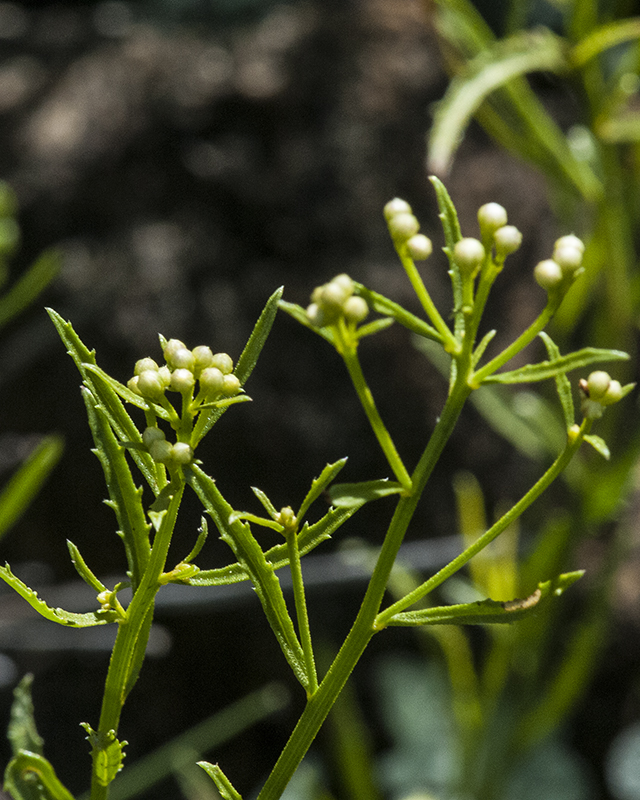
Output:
200,367,224,396
406,234,433,261
277,506,297,531
170,347,196,371
149,439,173,464
534,259,563,291
478,202,508,234
137,369,166,401
306,302,326,327
586,370,611,400
343,295,369,324
170,368,195,393
602,379,623,406
388,212,420,241
171,442,193,465
554,234,584,254
158,365,172,388
494,225,522,257
454,238,485,273
211,353,234,375
143,427,166,447
383,198,412,221
192,345,214,374
128,376,141,395
331,274,354,295
163,339,188,368
553,244,583,274
221,374,241,396
134,358,159,375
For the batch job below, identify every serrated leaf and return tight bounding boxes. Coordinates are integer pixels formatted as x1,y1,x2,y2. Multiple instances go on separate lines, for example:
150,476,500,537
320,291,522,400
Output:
481,347,629,384
4,751,75,800
7,675,43,757
385,571,583,627
583,434,611,460
329,479,405,508
0,564,111,627
0,435,63,541
429,28,568,176
429,176,464,340
81,724,127,788
197,762,243,800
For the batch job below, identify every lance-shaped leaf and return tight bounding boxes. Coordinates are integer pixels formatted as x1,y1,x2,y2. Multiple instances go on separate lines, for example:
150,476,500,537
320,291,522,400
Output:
481,347,629,384
429,28,568,177
583,434,611,460
329,479,405,508
82,387,151,590
0,435,63,542
384,571,583,627
198,762,243,800
297,458,347,520
352,282,443,342
4,752,76,800
185,464,309,690
0,564,112,627
430,176,465,343
46,308,159,493
539,331,575,429
7,675,43,757
0,250,61,331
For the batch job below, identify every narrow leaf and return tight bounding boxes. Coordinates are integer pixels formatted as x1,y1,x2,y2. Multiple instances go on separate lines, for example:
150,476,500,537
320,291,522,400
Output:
235,286,283,385
355,316,395,340
67,541,107,593
539,332,574,429
0,435,63,541
297,458,347,520
4,752,75,800
583,434,611,460
197,762,243,800
278,300,336,345
385,571,583,627
353,283,442,342
0,563,112,627
329,479,405,508
251,486,278,518
482,347,629,384
7,675,44,756
571,17,640,68
0,250,61,331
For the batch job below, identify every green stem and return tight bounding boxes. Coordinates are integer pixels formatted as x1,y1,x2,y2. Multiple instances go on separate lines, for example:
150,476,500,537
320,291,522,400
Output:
286,529,318,696
340,344,413,493
256,376,471,800
90,482,184,800
376,418,591,627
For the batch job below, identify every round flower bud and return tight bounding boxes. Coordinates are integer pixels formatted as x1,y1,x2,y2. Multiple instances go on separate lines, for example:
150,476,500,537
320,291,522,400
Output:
192,345,214,375
134,357,159,375
478,202,508,234
603,379,623,406
383,198,412,221
158,365,172,388
149,438,173,464
277,506,297,531
127,376,141,395
554,234,584,254
143,426,166,448
553,243,583,274
137,369,166,401
170,368,195,393
321,279,352,311
170,347,195,371
163,338,188,368
199,366,224,396
171,442,193,465
586,370,611,400
407,233,433,261
494,225,522,257
331,273,354,294
221,374,241,396
211,352,234,375
454,238,485,273
534,259,563,291
343,295,369,324
388,212,420,241
306,302,326,327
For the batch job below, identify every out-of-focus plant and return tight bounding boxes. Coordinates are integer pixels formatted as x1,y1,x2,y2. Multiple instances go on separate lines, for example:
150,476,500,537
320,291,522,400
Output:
1,179,632,800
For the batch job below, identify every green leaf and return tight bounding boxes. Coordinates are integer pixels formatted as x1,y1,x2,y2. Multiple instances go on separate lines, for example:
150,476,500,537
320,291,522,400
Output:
235,286,283,385
355,316,395,340
0,435,63,541
82,364,172,422
81,388,151,591
429,176,464,341
0,250,61,331
297,458,348,520
0,563,112,627
67,541,107,593
7,675,44,757
329,479,405,508
4,752,76,800
385,571,583,627
583,434,610,460
428,28,568,177
571,17,640,67
81,724,127,788
481,347,629,384
539,332,575,429
251,486,279,519
278,300,336,345
352,283,442,342
197,762,243,800
185,464,309,689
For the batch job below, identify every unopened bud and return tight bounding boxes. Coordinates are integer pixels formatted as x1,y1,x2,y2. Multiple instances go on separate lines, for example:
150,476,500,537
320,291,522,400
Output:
553,243,583,274
388,212,420,241
163,339,188,368
134,358,159,375
137,369,166,401
171,442,193,465
534,259,563,291
211,353,234,375
221,374,241,396
192,345,214,375
306,302,325,327
454,238,485,273
149,438,173,464
143,427,166,448
200,367,224,396
407,234,433,261
170,368,195,393
494,225,522,257
343,295,369,324
383,198,412,221
478,202,508,234
586,370,611,400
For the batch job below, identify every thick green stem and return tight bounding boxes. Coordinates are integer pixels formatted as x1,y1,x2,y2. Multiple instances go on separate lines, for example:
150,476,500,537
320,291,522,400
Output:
256,377,471,800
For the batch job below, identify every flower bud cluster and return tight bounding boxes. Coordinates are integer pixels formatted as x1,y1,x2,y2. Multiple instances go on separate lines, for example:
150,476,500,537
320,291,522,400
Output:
384,198,433,261
142,426,194,466
534,234,585,293
477,202,522,261
306,273,369,328
127,339,240,404
579,370,624,419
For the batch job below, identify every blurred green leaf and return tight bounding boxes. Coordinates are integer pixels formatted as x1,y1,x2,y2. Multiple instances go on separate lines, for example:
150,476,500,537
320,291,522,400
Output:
329,479,405,508
4,752,75,800
7,675,43,757
0,251,60,331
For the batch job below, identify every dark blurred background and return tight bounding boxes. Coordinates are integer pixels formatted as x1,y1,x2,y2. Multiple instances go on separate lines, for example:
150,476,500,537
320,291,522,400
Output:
0,1,635,798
